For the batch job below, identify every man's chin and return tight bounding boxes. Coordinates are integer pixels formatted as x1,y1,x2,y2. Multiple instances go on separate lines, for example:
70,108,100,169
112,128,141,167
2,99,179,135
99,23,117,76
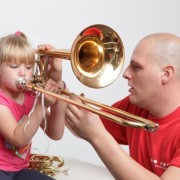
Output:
129,96,146,109
129,95,138,105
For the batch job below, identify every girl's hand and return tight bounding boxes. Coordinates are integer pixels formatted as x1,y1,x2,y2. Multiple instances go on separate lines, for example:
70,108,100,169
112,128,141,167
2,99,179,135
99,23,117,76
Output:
37,44,62,83
43,78,59,107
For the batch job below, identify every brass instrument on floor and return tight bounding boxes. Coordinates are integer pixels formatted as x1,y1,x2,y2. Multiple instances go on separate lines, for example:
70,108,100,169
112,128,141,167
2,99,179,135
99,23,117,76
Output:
29,154,64,176
17,24,158,132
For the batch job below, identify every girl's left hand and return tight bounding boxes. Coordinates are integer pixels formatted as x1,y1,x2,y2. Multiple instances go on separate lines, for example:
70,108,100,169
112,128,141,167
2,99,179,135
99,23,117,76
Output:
37,44,62,83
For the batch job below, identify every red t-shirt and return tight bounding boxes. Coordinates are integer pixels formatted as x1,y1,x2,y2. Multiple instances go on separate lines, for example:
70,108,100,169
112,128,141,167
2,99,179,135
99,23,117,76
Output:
101,96,180,176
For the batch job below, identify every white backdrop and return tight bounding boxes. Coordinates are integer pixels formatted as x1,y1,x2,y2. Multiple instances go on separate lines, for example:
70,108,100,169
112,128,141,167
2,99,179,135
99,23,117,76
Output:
0,0,179,166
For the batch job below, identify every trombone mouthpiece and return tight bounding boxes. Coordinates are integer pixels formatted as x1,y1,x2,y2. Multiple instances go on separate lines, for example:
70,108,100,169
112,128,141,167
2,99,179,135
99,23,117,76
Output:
16,77,26,89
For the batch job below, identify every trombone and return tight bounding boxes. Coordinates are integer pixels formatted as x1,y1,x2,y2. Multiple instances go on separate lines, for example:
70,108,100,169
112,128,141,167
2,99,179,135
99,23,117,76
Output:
18,24,158,132
35,24,124,88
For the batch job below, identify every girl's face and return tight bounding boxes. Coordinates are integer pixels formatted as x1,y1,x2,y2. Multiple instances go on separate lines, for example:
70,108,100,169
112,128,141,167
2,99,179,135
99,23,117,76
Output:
0,62,34,93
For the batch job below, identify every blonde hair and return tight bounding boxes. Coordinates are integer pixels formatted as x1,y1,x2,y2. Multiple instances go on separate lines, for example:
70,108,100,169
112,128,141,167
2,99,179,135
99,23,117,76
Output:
0,32,35,65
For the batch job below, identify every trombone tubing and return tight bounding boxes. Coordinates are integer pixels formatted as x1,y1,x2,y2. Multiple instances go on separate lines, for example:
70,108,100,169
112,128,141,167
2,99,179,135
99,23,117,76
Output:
61,90,151,123
26,83,158,132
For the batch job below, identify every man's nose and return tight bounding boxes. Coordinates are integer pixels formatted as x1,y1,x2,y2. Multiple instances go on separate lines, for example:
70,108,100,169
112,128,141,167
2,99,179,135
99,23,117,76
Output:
123,66,131,79
123,67,128,79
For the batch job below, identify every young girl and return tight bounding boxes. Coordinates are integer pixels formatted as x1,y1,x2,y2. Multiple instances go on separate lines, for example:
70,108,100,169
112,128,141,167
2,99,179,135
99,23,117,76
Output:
0,32,66,179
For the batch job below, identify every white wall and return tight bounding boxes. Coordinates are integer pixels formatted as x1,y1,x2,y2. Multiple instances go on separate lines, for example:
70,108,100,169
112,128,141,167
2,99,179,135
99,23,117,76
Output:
0,0,179,166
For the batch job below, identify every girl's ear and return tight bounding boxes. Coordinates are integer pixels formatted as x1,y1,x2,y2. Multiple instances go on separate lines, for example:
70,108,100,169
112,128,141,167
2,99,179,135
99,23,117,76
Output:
161,66,174,84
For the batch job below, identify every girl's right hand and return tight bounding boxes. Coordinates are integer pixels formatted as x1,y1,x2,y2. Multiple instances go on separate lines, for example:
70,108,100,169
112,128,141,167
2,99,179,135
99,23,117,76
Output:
43,78,59,107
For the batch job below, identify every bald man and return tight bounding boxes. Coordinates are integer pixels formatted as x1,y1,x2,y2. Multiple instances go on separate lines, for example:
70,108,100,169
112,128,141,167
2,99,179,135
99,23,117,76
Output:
65,33,180,180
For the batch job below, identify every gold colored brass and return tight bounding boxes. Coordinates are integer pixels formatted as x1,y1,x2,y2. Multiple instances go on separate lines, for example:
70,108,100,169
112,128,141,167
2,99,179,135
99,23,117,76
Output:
59,89,158,131
17,24,158,132
17,78,158,132
29,154,64,176
35,24,124,88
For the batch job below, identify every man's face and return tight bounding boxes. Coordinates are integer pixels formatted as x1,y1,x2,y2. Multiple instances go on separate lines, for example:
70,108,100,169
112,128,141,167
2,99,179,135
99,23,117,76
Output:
123,40,163,109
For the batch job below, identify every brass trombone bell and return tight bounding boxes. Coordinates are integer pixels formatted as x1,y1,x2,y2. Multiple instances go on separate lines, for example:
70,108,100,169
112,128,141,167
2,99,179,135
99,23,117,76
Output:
35,24,124,88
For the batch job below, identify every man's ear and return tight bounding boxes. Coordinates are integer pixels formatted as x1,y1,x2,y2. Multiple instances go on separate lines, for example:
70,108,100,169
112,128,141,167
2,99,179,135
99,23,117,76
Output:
161,66,174,83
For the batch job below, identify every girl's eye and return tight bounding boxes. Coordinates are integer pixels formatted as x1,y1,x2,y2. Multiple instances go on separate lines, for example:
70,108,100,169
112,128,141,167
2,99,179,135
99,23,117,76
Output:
10,64,18,68
26,65,32,70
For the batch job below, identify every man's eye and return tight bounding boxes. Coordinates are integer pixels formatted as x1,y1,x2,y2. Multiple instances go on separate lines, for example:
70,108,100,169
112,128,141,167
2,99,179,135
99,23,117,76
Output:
132,65,140,70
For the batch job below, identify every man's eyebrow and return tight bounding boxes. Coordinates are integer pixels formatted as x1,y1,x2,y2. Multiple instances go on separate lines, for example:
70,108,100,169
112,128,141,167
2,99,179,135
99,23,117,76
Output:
130,60,143,67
